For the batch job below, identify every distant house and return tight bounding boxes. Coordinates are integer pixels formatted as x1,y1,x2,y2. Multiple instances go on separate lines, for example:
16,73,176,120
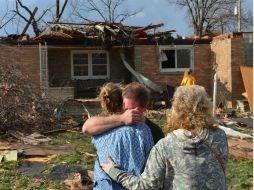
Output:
0,23,252,108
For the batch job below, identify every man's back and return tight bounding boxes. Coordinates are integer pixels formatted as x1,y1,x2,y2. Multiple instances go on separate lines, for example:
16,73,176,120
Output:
92,123,153,190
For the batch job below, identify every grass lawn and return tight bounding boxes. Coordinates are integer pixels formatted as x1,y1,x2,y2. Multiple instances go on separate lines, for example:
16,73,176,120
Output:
0,130,252,190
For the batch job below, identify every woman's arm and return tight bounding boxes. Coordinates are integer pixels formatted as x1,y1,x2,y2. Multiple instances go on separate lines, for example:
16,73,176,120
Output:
101,145,168,190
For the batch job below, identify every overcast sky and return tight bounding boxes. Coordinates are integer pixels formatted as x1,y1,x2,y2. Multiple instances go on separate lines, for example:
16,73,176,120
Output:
0,0,253,37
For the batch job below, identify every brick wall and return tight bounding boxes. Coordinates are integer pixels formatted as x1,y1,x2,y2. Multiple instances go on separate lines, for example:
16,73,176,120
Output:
48,48,72,86
134,44,212,96
211,37,246,107
231,38,246,106
0,44,40,84
194,44,212,95
48,46,132,87
211,38,232,107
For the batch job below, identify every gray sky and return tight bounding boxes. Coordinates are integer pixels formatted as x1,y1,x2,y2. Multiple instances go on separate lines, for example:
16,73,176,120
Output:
0,0,252,37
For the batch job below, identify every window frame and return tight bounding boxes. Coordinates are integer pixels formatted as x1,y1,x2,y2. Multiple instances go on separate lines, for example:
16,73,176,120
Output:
159,45,194,73
71,50,109,80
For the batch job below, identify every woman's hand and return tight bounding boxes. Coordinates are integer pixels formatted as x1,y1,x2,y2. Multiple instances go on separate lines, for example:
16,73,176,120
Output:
100,156,116,174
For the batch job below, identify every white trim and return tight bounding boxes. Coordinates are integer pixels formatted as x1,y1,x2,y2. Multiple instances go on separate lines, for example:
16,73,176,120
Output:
70,50,109,80
39,42,49,88
159,45,194,73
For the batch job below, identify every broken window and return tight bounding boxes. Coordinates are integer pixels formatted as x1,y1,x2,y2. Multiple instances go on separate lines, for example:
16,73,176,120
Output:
71,51,109,79
159,46,194,72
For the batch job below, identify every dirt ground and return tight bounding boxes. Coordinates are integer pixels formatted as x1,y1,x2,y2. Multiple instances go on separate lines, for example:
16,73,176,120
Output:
228,137,253,160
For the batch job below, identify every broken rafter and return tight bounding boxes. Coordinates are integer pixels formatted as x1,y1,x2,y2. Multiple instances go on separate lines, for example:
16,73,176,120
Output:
133,23,164,32
152,30,176,37
21,7,38,35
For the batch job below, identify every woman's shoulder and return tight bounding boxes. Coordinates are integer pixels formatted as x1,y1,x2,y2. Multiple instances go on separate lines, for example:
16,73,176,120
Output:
153,132,177,150
210,127,227,139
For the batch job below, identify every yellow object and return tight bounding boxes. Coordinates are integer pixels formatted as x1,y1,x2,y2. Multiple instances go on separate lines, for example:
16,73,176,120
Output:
180,74,196,86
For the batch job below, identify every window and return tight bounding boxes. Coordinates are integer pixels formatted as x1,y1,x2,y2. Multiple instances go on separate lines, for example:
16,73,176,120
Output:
71,51,109,79
159,45,194,72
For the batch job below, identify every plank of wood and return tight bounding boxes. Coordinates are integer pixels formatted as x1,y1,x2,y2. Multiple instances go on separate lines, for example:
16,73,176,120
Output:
240,66,253,111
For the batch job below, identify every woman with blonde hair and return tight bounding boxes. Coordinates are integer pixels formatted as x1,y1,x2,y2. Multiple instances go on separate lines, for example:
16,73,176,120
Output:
99,82,123,115
101,85,228,190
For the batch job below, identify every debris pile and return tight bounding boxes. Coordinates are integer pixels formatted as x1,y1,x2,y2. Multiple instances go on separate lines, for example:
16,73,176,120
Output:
34,22,175,41
0,65,62,135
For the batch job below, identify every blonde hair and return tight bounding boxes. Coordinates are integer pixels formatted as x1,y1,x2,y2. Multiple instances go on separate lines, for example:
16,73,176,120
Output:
165,85,217,133
99,83,123,115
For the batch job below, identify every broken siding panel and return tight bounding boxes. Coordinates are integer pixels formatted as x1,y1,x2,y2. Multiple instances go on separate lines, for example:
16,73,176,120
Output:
240,66,253,112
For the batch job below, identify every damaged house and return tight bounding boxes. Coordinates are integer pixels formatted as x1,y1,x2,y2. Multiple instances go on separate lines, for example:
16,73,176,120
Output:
0,22,252,109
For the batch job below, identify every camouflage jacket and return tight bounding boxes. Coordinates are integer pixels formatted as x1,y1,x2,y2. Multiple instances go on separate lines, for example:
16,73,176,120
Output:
108,128,228,190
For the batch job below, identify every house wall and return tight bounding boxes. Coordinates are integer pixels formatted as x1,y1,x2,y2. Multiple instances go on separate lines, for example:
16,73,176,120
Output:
231,38,246,106
211,38,232,107
211,37,246,107
134,44,212,96
47,46,133,97
48,46,132,86
48,48,72,86
0,44,40,83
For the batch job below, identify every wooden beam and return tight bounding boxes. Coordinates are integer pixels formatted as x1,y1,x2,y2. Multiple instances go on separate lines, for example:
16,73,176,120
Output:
152,30,176,36
21,7,38,35
133,23,164,32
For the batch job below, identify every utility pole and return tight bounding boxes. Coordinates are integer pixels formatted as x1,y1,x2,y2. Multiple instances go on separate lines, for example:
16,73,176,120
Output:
237,0,241,32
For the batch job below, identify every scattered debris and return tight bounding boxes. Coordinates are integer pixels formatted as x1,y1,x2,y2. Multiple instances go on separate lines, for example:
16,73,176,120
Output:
17,161,47,175
23,155,57,162
219,125,252,139
39,164,93,186
16,144,76,156
0,150,17,162
33,22,175,49
0,65,63,135
8,131,51,145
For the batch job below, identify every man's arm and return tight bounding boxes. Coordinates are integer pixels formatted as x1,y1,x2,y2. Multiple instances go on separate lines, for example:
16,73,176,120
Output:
82,108,143,135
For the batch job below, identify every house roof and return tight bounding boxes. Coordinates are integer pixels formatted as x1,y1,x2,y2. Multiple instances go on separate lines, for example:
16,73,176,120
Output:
33,22,175,42
0,22,224,46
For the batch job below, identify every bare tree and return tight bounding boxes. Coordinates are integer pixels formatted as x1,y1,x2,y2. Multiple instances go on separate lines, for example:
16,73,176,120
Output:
13,0,50,36
71,0,141,23
0,0,17,30
12,0,69,36
220,0,253,32
168,0,239,36
55,0,69,22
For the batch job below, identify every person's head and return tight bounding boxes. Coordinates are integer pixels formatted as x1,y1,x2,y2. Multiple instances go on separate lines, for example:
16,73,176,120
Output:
122,82,150,112
165,85,217,133
187,68,193,75
99,82,123,115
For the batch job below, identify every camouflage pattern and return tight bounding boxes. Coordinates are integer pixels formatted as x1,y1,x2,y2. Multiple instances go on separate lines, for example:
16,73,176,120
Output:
109,128,228,190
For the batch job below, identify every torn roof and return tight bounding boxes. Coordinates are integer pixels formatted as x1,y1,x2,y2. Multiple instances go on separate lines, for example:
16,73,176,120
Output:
33,22,175,42
0,22,215,46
